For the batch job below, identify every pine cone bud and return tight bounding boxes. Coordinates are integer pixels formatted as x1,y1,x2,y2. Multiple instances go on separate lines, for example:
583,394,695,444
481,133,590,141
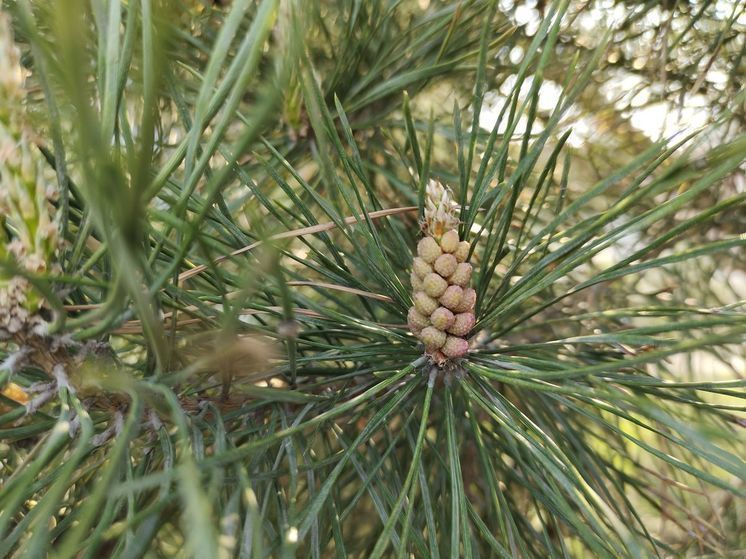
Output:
453,287,476,313
413,291,438,316
430,307,455,330
423,273,448,298
410,271,423,291
448,312,475,336
433,253,457,277
417,236,441,263
412,256,432,278
454,241,470,263
407,307,429,332
439,285,463,311
440,229,459,253
442,336,469,358
449,262,472,287
420,326,446,351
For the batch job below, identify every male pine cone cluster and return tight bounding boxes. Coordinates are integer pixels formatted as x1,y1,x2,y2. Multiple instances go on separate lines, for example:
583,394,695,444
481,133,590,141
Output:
408,228,475,364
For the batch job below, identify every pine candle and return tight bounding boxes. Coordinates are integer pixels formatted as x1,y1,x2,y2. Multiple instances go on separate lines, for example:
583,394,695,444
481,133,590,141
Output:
0,14,60,339
407,180,475,365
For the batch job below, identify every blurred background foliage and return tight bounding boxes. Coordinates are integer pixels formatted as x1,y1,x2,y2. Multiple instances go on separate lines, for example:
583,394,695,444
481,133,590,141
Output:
0,0,744,557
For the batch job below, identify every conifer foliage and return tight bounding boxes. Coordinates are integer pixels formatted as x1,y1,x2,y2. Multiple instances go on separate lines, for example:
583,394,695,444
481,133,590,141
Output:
0,1,744,557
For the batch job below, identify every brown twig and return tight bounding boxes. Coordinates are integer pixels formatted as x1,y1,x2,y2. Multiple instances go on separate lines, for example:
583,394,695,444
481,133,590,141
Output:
177,206,417,283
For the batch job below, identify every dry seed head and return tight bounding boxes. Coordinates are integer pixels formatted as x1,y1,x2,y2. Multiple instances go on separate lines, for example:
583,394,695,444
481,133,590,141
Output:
430,307,455,330
449,262,472,287
417,236,441,263
413,291,438,316
433,253,457,278
419,326,446,351
423,273,448,298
